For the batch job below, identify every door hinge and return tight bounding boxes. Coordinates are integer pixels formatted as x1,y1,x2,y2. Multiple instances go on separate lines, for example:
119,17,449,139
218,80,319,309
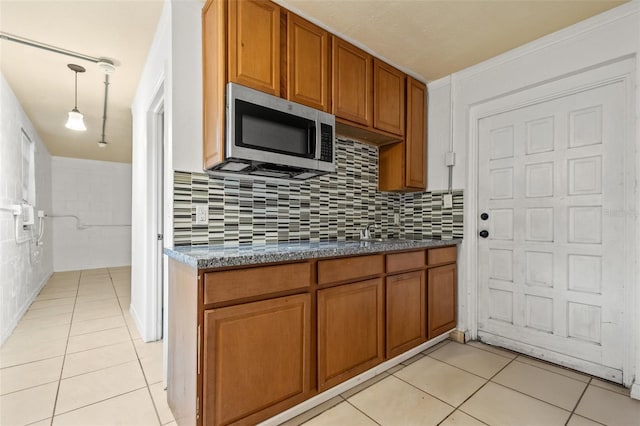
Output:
157,233,163,241
196,396,200,419
197,325,201,375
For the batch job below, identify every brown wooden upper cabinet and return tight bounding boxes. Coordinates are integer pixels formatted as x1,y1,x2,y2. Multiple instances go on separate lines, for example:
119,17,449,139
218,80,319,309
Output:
332,37,372,127
203,0,330,169
379,76,427,192
228,0,280,96
286,13,330,112
373,59,405,136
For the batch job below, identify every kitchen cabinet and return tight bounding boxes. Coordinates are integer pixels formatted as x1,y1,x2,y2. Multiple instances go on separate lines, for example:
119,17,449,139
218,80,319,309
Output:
203,294,312,426
373,59,405,136
203,0,427,175
228,0,280,95
379,76,427,191
427,247,457,339
203,0,330,169
167,244,457,425
317,278,384,391
332,37,372,127
386,270,427,358
286,12,330,112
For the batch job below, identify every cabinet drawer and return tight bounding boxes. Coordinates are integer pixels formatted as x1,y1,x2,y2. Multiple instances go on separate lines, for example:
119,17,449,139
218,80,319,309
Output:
317,254,383,286
427,246,457,265
204,262,311,304
386,250,425,273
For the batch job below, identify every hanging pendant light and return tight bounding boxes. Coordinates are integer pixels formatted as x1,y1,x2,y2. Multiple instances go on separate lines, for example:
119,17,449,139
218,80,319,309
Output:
65,64,86,131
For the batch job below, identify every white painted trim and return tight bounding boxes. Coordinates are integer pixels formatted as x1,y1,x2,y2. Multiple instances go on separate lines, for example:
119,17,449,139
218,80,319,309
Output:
129,302,145,341
427,75,451,91
466,57,636,385
146,80,165,343
632,383,640,400
0,272,52,345
259,333,451,426
454,2,640,82
479,332,622,382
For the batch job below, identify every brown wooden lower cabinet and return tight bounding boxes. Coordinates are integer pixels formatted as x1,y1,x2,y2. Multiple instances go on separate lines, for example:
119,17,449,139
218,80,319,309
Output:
317,278,384,391
427,263,457,339
203,294,312,426
386,271,426,358
168,246,458,426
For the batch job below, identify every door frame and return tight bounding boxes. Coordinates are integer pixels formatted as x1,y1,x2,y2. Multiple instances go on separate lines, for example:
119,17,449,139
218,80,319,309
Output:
146,81,167,343
463,57,637,386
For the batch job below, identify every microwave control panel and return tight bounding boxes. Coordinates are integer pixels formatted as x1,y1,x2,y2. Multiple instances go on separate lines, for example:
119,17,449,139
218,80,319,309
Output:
320,124,333,163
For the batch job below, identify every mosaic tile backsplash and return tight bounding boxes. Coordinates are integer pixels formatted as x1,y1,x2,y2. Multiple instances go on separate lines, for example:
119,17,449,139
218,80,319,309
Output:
174,139,463,246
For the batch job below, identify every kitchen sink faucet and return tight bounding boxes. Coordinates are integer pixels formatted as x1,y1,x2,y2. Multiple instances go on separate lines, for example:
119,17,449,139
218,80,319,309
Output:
361,224,376,240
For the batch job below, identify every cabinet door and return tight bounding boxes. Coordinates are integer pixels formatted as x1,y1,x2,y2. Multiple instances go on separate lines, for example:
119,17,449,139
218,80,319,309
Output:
405,76,427,189
228,0,280,95
374,59,405,136
386,271,426,358
332,37,372,126
203,294,311,426
287,12,330,112
428,263,457,339
318,278,383,391
202,0,226,169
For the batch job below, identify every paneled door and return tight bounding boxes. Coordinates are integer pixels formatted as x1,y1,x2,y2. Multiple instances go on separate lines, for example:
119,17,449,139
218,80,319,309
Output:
477,80,626,382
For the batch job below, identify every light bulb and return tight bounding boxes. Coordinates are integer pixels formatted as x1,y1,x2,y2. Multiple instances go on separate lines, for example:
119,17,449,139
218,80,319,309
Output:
65,109,86,131
98,141,107,148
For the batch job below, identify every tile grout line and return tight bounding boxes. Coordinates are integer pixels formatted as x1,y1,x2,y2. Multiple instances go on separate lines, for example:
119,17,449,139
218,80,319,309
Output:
430,344,595,416
108,268,165,426
49,270,83,426
343,399,383,426
50,385,148,418
391,370,458,412
451,348,519,414
563,377,603,426
511,357,590,384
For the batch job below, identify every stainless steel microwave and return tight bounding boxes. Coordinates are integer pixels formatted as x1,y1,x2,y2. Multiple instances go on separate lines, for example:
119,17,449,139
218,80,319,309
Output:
209,82,335,180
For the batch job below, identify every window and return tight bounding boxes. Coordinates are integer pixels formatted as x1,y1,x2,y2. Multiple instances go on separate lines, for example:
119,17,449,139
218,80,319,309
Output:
21,129,35,205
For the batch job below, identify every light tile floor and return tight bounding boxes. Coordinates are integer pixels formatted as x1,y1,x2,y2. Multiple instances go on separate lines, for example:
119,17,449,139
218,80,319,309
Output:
2,269,640,426
0,267,174,426
287,341,640,426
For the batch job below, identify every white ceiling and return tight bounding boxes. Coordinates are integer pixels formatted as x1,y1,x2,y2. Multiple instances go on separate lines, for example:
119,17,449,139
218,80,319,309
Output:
0,0,626,165
0,0,163,164
279,0,627,81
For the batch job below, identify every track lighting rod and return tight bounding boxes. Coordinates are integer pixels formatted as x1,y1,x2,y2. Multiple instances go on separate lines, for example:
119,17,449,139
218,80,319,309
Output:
0,31,101,64
99,73,110,147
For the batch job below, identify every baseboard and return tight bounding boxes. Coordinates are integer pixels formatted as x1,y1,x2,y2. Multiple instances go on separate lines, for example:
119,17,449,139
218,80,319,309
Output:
128,303,146,342
260,333,451,426
631,382,640,401
0,271,52,346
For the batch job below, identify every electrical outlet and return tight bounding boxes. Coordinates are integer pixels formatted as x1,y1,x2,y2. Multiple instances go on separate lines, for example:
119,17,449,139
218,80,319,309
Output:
195,204,208,225
393,213,400,225
443,193,453,209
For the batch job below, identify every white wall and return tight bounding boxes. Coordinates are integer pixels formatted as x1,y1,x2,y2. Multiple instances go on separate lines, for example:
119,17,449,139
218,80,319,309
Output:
131,0,203,341
51,156,131,271
0,72,53,345
432,2,640,393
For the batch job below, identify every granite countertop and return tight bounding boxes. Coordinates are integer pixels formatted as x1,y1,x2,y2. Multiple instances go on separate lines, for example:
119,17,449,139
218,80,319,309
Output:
164,238,462,269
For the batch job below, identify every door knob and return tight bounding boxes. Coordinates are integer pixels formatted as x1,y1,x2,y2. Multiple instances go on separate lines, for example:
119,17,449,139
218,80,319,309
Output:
480,213,489,220
479,230,489,238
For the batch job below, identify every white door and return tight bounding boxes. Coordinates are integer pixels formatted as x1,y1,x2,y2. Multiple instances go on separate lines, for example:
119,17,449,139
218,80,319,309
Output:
477,79,627,382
